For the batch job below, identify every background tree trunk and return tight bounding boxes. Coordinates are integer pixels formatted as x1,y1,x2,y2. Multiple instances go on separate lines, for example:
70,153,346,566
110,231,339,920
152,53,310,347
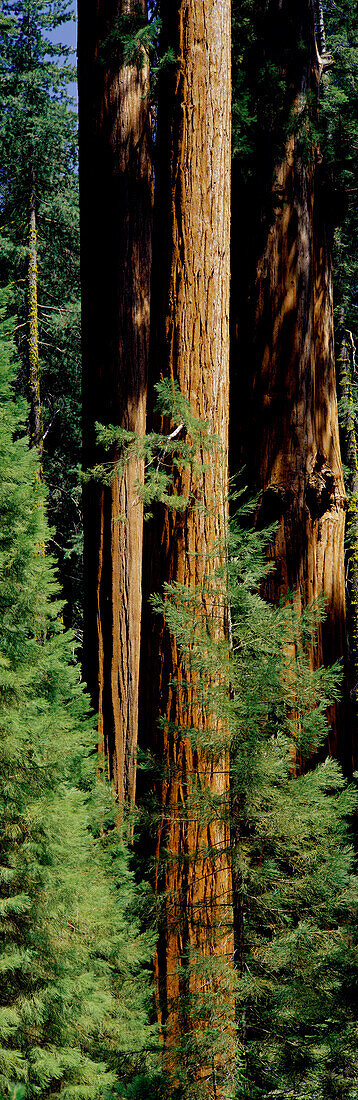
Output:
315,0,326,56
141,1,235,1094
231,0,351,770
337,330,358,712
78,0,152,808
27,165,42,457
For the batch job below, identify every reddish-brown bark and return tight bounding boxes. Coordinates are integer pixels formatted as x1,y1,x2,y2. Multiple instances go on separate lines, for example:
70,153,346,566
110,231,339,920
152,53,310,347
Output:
78,0,152,807
140,1,235,1094
231,0,352,769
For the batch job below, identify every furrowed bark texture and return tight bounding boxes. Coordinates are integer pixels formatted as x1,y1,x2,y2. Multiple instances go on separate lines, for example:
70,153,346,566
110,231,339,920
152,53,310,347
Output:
27,168,42,457
141,2,234,1094
231,0,351,768
78,0,152,807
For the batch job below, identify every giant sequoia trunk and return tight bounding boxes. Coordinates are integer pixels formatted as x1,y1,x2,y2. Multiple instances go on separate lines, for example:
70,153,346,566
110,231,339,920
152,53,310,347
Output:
141,2,234,1094
231,0,351,769
78,0,152,807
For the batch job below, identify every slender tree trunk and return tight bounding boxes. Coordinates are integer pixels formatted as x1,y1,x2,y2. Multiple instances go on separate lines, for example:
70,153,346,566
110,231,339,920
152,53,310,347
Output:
27,166,42,457
231,0,351,769
315,0,326,56
338,331,358,708
141,2,234,1094
78,0,152,808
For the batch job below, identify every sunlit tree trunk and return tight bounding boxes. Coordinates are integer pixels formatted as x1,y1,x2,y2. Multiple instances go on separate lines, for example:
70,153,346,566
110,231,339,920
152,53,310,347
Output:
231,0,351,768
78,0,152,808
315,0,326,55
141,1,235,1094
27,165,42,458
338,331,358,711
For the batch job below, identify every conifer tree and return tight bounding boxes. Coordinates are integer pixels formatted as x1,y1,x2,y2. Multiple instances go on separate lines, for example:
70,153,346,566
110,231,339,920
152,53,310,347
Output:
226,513,358,1098
152,492,358,1098
0,305,157,1098
0,0,82,627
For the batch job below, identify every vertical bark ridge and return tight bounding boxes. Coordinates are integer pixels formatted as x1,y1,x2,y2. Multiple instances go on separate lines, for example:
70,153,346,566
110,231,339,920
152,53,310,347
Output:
141,1,235,1094
79,0,152,810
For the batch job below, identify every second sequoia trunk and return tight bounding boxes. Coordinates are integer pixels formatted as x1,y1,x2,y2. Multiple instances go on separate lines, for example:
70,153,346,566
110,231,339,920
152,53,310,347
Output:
141,0,234,1094
78,0,152,807
231,0,351,769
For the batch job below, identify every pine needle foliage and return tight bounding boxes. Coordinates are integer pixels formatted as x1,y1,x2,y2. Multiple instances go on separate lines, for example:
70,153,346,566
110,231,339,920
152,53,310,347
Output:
92,379,218,520
0,0,82,630
231,0,306,189
146,484,358,1099
95,379,358,1097
0,308,158,1100
318,0,358,330
99,3,161,69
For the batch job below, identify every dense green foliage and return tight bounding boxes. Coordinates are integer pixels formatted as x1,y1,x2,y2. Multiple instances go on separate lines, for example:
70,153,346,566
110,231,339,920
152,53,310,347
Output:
232,0,292,186
0,310,157,1098
228,521,358,1099
148,499,358,1098
0,0,82,631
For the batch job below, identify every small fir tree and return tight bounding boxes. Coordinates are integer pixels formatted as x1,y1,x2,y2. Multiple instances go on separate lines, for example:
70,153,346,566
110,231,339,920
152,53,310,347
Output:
94,380,358,1098
144,487,358,1099
0,307,158,1099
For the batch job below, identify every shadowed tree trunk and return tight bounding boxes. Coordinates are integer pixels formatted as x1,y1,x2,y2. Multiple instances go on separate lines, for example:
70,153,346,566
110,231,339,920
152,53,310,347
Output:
78,0,152,808
141,1,235,1094
231,0,351,770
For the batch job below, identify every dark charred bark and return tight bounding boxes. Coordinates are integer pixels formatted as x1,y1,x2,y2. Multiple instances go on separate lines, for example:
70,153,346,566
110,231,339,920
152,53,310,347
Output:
78,0,152,808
